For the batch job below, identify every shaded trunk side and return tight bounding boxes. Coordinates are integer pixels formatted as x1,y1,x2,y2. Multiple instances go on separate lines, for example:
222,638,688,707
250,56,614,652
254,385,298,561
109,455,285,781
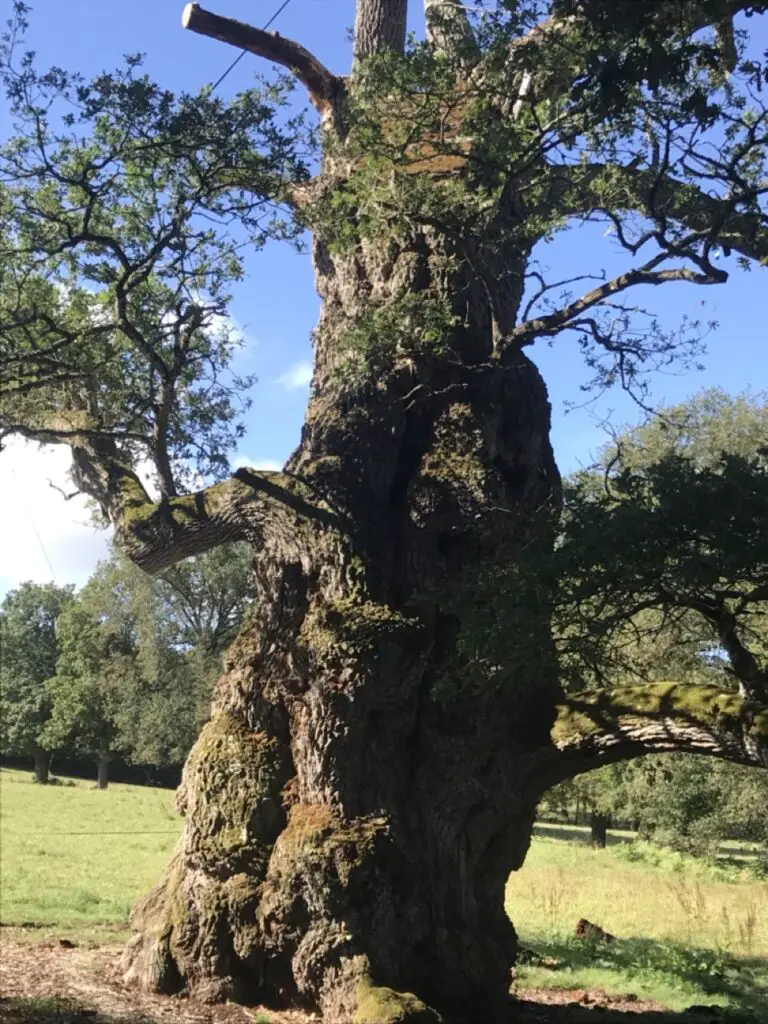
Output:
97,754,110,790
590,812,609,849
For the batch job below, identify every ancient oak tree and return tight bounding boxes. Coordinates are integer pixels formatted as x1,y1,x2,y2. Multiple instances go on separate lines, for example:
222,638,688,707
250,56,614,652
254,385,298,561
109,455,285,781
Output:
1,1,767,1020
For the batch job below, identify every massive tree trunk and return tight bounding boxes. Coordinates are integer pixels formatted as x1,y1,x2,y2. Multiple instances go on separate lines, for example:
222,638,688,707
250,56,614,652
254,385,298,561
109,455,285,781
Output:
120,204,768,1019
122,210,561,1022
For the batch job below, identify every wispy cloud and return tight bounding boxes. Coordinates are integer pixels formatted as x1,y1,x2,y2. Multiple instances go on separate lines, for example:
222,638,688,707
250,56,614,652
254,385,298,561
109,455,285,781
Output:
275,361,312,391
232,455,283,472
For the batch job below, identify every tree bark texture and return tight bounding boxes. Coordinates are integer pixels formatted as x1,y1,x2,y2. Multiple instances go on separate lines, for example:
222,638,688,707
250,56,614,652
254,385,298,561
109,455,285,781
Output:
118,6,768,1019
33,748,50,785
353,0,408,60
121,196,564,1022
97,754,110,790
118,171,768,1024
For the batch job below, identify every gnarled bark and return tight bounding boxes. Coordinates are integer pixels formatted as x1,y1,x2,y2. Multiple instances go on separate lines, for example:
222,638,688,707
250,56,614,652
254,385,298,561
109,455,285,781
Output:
121,187,562,1021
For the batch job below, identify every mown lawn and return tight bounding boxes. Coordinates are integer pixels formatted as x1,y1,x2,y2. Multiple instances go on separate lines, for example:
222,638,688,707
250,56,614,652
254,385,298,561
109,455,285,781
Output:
1,766,766,1017
0,767,181,942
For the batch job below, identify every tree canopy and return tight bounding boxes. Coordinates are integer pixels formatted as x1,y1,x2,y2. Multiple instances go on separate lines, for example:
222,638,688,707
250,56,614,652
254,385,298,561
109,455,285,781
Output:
0,581,74,779
552,389,768,700
0,1,766,573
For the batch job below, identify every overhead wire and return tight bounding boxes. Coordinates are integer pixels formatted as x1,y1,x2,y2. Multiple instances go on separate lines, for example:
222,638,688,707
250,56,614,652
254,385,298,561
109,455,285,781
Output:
210,0,296,93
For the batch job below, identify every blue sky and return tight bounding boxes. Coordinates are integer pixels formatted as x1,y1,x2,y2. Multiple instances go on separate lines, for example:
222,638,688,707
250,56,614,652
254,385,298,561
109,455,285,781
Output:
0,0,766,596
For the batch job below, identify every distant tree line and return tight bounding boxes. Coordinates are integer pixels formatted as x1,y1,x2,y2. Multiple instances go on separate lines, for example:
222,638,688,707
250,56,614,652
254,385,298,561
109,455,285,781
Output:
0,543,252,787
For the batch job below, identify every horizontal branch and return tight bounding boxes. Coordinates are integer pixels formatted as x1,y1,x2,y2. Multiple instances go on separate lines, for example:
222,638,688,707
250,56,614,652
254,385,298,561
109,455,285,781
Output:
511,2,767,73
113,467,344,574
506,258,724,348
533,682,768,792
181,3,341,114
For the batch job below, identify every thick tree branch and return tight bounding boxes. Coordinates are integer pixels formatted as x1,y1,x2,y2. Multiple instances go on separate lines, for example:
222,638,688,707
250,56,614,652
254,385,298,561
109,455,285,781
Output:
181,3,341,114
112,467,344,575
659,590,768,701
533,682,768,792
424,1,479,61
547,163,768,266
506,256,724,348
512,2,767,70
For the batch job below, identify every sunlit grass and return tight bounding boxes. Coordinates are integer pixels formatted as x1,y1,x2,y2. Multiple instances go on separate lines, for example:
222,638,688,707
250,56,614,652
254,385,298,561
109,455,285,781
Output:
1,765,766,1015
0,766,181,940
507,835,768,1014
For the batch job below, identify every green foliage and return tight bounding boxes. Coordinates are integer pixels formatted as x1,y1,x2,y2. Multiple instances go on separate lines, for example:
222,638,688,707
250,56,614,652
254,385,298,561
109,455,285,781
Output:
42,597,130,762
0,7,311,493
0,581,74,758
551,390,768,692
48,543,253,769
1,541,252,771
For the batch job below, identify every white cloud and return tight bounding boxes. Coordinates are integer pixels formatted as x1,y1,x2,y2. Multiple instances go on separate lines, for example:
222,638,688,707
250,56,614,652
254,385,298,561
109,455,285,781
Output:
275,361,312,391
232,455,282,472
0,439,111,596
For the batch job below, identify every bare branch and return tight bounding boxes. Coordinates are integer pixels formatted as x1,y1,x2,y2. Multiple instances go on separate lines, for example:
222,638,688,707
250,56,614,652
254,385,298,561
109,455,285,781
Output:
182,3,341,114
506,256,725,349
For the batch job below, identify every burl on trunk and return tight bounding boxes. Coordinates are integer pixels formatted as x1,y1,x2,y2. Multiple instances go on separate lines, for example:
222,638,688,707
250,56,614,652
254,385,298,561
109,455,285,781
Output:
122,198,562,1022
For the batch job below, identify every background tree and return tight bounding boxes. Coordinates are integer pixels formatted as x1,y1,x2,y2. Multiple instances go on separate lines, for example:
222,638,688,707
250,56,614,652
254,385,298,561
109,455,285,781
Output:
552,388,768,697
1,2,767,1021
43,594,133,789
541,388,768,854
0,581,74,782
41,543,253,779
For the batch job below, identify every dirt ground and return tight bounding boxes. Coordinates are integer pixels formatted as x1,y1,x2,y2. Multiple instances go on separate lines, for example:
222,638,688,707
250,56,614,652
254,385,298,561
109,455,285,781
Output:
0,937,749,1024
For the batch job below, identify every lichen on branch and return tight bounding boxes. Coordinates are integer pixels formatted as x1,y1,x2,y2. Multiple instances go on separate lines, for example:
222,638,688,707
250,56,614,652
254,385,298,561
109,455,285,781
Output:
544,682,768,789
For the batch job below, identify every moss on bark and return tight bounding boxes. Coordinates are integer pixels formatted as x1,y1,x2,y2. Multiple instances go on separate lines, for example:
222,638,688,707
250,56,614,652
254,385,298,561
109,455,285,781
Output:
354,979,444,1024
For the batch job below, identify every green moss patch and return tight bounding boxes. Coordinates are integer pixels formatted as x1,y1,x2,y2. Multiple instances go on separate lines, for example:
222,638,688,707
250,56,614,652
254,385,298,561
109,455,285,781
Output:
354,979,444,1024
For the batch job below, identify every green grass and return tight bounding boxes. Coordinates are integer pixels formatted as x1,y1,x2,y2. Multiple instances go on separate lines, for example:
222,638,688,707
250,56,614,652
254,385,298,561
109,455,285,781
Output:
1,766,766,1017
507,835,768,1016
0,767,181,942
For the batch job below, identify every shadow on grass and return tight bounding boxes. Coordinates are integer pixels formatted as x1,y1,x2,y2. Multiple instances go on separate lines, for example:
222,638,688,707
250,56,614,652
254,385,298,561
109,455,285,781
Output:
517,934,766,1021
0,991,762,1024
0,995,152,1024
513,999,761,1022
532,824,633,847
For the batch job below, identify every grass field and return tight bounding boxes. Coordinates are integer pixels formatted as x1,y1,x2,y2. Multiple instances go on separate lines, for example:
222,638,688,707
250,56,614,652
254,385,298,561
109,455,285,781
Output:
508,829,768,1014
1,766,767,1017
0,766,181,942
